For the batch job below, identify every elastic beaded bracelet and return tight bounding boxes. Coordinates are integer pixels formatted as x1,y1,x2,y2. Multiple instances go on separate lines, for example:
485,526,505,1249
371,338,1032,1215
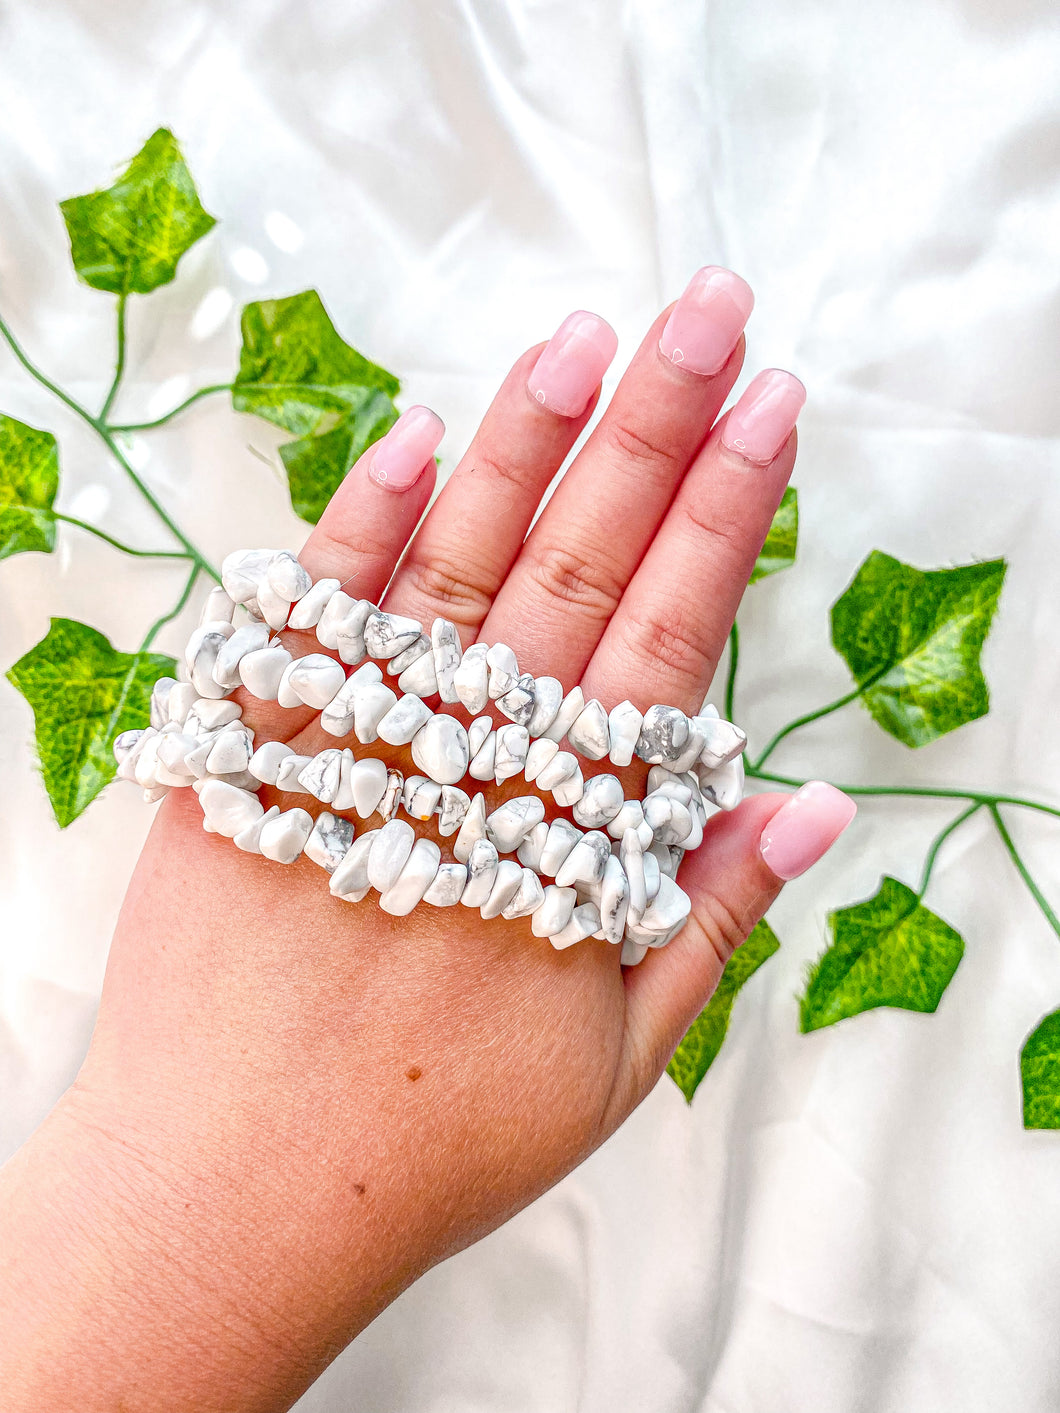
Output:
114,549,748,966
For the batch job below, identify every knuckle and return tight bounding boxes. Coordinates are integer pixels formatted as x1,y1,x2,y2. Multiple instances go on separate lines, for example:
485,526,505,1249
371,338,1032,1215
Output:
464,447,527,494
697,893,757,969
623,611,712,691
526,543,625,623
313,528,394,590
681,505,747,568
399,553,495,630
604,419,683,479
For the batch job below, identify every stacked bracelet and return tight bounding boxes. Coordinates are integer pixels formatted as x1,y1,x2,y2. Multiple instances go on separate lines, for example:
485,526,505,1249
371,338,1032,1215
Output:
114,548,748,966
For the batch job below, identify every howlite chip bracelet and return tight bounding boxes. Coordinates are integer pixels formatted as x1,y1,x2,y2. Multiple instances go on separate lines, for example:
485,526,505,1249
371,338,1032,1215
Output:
113,548,748,966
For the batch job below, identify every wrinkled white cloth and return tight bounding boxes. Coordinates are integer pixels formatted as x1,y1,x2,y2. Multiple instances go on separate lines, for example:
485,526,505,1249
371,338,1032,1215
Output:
2,2,1059,1409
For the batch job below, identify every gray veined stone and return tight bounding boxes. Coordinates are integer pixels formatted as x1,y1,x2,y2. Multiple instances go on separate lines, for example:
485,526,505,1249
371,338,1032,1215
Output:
431,618,463,704
275,754,313,793
411,713,471,786
607,797,645,841
486,642,519,699
637,874,692,935
149,677,175,730
437,785,471,836
212,623,270,688
460,838,500,907
607,700,643,768
221,548,273,604
696,753,744,811
233,804,280,854
467,716,493,758
635,705,691,765
266,550,312,602
480,859,525,919
643,794,695,846
260,807,315,864
249,740,295,786
526,676,563,737
298,749,344,804
379,838,441,916
364,611,422,659
468,730,497,782
695,716,747,769
538,818,582,877
541,686,585,745
485,795,546,854
335,600,377,666
555,830,612,889
287,577,341,631
667,726,706,775
387,633,432,675
282,654,347,710
377,693,433,746
303,811,355,873
567,698,610,761
453,792,488,862
188,627,234,700
423,861,468,907
315,591,358,649
572,773,624,828
332,749,358,811
320,662,383,737
599,854,631,944
497,673,536,726
166,682,198,726
523,736,559,783
403,775,442,821
367,818,416,892
380,768,405,821
330,829,380,901
501,868,546,921
494,724,529,783
239,645,292,701
620,828,647,925
548,902,601,950
453,643,489,714
530,884,577,938
517,821,549,871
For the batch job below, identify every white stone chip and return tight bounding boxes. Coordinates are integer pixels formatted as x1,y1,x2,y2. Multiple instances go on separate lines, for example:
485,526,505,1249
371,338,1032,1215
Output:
453,792,487,862
205,728,253,776
668,726,706,775
239,645,292,700
486,795,546,854
523,736,559,783
304,811,355,872
275,754,314,793
398,649,439,698
480,860,524,919
387,633,432,675
364,611,422,659
348,756,388,818
493,724,530,783
315,590,358,650
486,642,518,699
379,838,441,915
526,676,563,737
620,829,648,925
282,654,347,710
199,780,264,838
423,862,468,907
265,551,311,602
255,578,293,631
221,548,272,604
695,716,748,768
552,764,585,808
200,585,236,625
644,794,694,845
287,577,341,631
149,678,175,729
188,627,234,699
352,682,398,743
377,693,433,746
460,838,500,907
636,705,691,765
453,643,489,714
538,818,582,877
166,681,198,726
607,700,644,768
497,674,536,726
431,618,463,704
335,600,377,666
555,830,612,889
210,624,269,688
638,874,692,935
380,768,404,821
233,804,280,854
697,753,744,811
535,750,578,792
298,749,344,803
403,775,442,820
333,750,358,811
620,940,650,967
437,785,471,836
517,820,549,871
367,818,416,891
567,698,610,761
467,716,493,758
190,698,243,732
530,884,577,938
572,773,624,828
500,868,545,921
330,829,379,901
468,731,497,781
599,854,631,944
548,902,602,950
541,686,584,744
249,740,295,785
411,713,471,786
607,798,645,841
642,849,661,903
320,662,383,736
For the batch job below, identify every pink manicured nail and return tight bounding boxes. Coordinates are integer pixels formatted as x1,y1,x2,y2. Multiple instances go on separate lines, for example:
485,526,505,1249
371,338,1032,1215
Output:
367,406,444,491
658,266,754,376
527,310,618,418
721,369,806,465
759,781,857,880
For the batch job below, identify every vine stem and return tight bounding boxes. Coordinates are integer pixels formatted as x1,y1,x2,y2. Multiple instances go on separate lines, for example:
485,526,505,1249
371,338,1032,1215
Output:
140,563,200,651
109,382,232,433
724,623,739,723
53,512,191,560
918,802,982,897
989,804,1060,942
98,292,127,423
751,670,885,771
0,309,219,583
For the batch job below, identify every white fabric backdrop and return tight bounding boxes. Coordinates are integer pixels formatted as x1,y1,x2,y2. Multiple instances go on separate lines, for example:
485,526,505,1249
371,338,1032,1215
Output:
2,1,1059,1408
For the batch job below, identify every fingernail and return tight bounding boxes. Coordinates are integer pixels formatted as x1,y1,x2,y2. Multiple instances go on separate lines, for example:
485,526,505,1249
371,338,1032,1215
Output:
527,310,618,418
367,406,444,491
658,266,754,376
759,781,857,880
721,369,806,466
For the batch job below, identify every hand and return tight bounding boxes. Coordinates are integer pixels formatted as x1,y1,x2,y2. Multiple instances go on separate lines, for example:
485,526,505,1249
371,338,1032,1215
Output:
0,267,854,1412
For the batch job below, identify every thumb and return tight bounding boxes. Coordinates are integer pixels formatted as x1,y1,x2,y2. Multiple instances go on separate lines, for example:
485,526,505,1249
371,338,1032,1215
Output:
608,782,857,1124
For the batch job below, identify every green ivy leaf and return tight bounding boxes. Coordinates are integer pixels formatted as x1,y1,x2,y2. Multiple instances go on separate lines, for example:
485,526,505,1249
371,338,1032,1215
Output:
0,414,58,559
59,128,216,295
830,551,1006,748
232,290,401,523
1020,1009,1060,1130
667,919,780,1101
750,487,798,583
800,876,964,1033
7,619,174,827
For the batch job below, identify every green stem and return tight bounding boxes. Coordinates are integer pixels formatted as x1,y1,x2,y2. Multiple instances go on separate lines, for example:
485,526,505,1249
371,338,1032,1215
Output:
53,512,192,560
0,311,220,583
140,564,200,651
747,766,1060,825
108,382,232,433
98,292,128,423
990,804,1060,943
752,683,865,770
918,802,982,897
724,622,739,722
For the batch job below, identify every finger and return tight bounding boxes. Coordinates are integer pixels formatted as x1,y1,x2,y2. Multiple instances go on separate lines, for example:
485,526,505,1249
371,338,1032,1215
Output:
234,406,442,742
604,783,857,1129
383,315,618,643
482,266,754,682
582,369,805,716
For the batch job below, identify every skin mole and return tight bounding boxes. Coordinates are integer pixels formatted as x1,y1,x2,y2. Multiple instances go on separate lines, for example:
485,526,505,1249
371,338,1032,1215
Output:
405,1065,423,1082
